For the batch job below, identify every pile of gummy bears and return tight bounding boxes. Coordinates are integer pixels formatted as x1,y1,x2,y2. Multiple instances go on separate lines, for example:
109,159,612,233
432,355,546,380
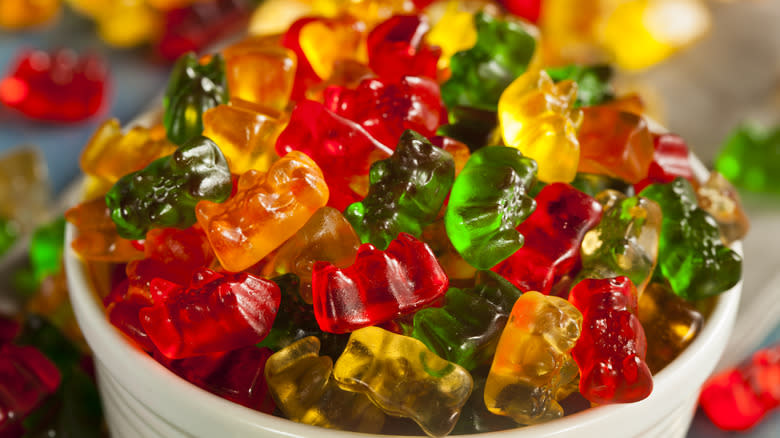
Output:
60,0,750,437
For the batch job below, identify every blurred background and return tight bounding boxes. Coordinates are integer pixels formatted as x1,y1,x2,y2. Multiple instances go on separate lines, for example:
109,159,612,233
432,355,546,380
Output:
0,0,778,436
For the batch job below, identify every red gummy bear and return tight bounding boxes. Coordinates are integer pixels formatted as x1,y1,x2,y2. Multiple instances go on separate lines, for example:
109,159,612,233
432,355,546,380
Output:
366,15,441,82
156,0,254,61
500,0,543,24
493,183,603,294
140,268,281,359
0,344,62,431
275,99,393,210
312,232,448,333
324,75,444,147
634,133,695,193
159,345,277,414
569,276,653,404
699,343,780,431
0,48,108,122
126,226,216,300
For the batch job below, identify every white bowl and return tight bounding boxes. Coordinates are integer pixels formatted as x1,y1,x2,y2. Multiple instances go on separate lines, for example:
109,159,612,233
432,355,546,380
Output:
65,156,743,438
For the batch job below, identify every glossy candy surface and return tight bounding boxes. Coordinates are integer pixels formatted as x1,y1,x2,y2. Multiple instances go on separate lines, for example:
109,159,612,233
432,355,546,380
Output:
333,326,473,437
484,291,582,425
640,178,742,300
638,282,703,373
345,130,455,249
442,11,537,112
163,53,229,145
106,135,232,240
325,76,444,148
262,207,360,304
411,271,524,371
196,151,329,272
493,183,602,293
445,146,537,270
312,233,447,333
577,106,654,184
366,14,440,82
80,119,177,186
140,267,281,359
498,69,582,183
201,100,286,175
568,276,653,404
275,100,392,210
265,336,386,433
578,190,662,296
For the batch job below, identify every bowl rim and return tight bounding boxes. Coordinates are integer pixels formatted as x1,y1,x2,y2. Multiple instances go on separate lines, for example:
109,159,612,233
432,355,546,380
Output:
65,153,743,438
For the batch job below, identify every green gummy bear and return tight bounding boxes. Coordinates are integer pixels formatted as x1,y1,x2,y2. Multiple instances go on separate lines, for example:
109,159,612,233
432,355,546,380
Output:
578,191,661,293
163,52,229,145
411,271,523,371
441,11,537,113
714,123,780,195
344,130,455,250
30,217,65,284
258,274,348,359
640,178,742,300
445,146,537,270
545,64,614,108
106,135,232,240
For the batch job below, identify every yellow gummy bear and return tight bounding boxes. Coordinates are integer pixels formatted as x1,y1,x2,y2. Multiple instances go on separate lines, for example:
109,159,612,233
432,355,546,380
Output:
498,69,582,183
264,336,386,433
425,1,478,72
333,326,473,437
484,291,582,425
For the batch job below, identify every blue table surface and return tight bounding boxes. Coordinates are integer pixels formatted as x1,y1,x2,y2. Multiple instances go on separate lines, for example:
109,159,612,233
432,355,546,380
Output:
1,8,777,437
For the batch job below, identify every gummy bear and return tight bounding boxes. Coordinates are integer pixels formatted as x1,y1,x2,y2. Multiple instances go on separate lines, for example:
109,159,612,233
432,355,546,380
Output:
163,52,229,145
445,146,538,270
312,233,448,333
196,151,329,272
578,190,662,296
484,291,582,425
0,48,108,122
640,178,742,300
577,106,654,184
699,343,780,431
106,135,232,240
325,76,444,148
222,36,297,113
265,336,386,433
140,267,281,359
637,282,702,373
80,119,177,186
65,197,144,262
498,69,582,183
333,326,473,437
345,130,455,250
442,11,537,112
493,183,602,293
412,270,524,370
696,171,750,245
366,14,440,82
568,276,653,404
